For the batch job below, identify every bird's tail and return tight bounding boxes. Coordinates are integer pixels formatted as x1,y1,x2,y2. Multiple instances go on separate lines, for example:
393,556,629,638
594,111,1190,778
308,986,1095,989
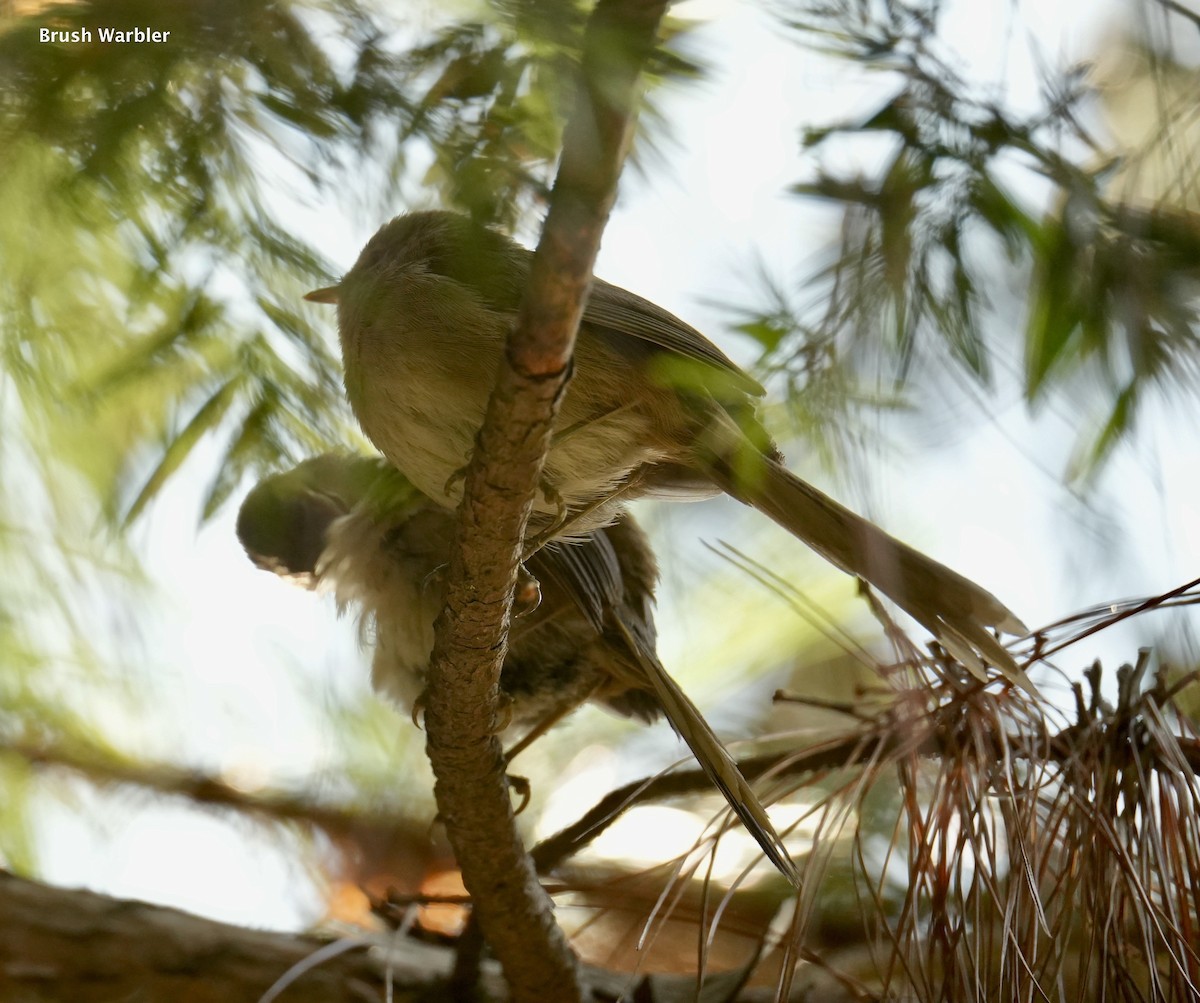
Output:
613,620,800,887
700,419,1034,692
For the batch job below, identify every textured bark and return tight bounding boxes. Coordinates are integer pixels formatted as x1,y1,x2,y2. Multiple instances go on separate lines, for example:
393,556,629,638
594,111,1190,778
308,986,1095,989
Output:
421,2,670,1001
0,871,402,1002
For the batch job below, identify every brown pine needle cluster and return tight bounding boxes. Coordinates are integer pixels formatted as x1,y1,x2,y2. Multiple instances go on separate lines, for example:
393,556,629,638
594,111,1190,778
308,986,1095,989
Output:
508,579,1200,1001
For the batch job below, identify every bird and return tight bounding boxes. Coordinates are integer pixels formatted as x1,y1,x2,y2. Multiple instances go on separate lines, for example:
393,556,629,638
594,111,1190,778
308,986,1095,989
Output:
304,210,1032,688
237,453,800,883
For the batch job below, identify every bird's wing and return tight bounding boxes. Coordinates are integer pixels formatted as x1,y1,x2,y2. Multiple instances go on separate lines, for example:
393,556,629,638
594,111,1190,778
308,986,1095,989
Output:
583,279,766,398
407,212,765,398
529,534,624,637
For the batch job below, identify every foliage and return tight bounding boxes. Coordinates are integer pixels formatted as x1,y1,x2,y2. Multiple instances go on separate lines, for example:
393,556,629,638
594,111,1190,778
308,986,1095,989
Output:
0,0,694,525
753,0,1200,475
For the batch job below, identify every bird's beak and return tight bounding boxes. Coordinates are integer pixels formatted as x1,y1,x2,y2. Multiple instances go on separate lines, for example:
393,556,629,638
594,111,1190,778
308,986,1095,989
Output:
304,285,341,304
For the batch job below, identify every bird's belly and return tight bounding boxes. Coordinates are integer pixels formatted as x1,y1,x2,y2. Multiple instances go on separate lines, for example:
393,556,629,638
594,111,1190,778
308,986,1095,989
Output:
320,509,443,711
343,314,491,507
345,315,675,521
370,605,436,713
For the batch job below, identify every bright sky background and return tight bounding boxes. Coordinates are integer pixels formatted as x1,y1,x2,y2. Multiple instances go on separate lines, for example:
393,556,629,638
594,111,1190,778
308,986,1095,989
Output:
32,0,1200,934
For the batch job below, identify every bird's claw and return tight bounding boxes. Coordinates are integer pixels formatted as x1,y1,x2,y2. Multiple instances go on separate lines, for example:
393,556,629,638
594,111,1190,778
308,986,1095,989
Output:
442,464,468,499
506,773,532,815
513,565,542,616
491,696,514,735
528,477,567,524
420,563,447,596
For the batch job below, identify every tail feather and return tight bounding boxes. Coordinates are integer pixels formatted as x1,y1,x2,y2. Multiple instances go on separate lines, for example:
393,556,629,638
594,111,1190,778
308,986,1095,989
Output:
613,620,800,887
701,426,1034,693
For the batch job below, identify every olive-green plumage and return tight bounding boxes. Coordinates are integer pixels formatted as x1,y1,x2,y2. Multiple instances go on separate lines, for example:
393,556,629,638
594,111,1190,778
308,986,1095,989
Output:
311,211,1032,689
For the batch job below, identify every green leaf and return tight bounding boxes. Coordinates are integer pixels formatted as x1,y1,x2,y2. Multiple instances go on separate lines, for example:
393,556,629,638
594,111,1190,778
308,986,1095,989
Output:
122,375,245,525
1025,219,1085,399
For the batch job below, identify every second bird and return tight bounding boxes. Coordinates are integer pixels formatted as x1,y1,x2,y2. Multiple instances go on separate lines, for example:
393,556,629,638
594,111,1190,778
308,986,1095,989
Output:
237,454,799,883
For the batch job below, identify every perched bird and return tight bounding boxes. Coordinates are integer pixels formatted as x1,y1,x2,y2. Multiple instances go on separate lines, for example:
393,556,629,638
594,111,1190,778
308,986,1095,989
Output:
237,454,799,883
305,210,1031,687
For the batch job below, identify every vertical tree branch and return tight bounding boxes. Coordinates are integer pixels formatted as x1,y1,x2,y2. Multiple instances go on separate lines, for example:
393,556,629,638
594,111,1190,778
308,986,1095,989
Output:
420,1,670,1000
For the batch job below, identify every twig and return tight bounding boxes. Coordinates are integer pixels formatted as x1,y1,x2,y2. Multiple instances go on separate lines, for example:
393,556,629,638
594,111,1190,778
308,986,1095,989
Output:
3,735,430,852
533,670,1200,876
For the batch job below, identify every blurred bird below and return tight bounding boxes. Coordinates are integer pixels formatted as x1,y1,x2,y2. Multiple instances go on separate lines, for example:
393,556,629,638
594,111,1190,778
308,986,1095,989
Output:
237,453,800,884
